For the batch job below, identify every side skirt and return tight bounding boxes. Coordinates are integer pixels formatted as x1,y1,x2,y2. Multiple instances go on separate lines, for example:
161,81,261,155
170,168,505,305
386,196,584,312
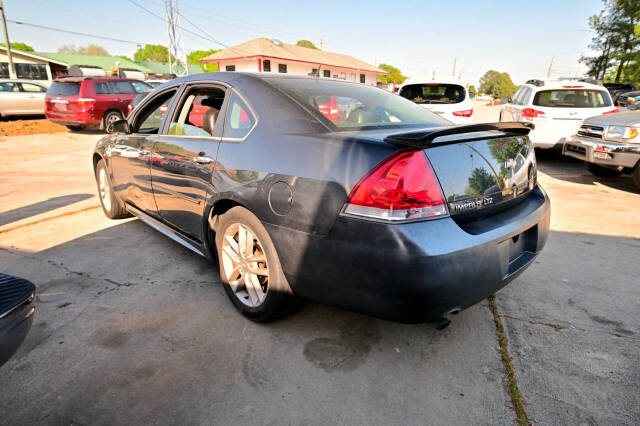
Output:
125,203,207,258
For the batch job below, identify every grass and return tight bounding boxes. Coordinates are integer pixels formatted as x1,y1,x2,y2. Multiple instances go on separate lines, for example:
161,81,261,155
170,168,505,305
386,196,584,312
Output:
488,295,529,426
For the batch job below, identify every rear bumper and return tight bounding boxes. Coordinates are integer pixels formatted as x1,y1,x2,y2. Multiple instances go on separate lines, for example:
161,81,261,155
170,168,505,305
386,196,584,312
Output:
563,136,640,168
46,112,101,126
266,186,550,323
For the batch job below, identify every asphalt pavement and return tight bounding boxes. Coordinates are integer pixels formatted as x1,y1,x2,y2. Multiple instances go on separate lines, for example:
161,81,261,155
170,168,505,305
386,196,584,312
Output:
0,122,638,425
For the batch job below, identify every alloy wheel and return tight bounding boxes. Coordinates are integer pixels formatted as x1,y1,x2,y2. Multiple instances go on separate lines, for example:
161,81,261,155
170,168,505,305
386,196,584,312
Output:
221,223,269,307
98,167,111,212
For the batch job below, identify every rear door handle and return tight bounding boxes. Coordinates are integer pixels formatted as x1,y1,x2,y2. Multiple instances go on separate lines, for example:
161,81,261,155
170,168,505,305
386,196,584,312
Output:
193,156,214,164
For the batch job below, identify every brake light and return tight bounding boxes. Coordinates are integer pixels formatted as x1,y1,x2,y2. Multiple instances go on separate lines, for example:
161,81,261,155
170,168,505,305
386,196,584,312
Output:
76,98,95,113
344,150,448,221
127,103,133,114
562,85,583,88
603,108,620,115
452,109,473,117
521,108,545,119
426,83,439,86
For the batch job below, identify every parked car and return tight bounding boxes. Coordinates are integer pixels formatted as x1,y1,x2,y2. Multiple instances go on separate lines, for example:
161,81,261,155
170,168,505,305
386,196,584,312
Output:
397,79,473,124
0,79,47,118
615,90,640,108
94,73,549,327
45,77,152,131
500,79,618,149
563,111,640,189
603,82,636,105
0,273,36,367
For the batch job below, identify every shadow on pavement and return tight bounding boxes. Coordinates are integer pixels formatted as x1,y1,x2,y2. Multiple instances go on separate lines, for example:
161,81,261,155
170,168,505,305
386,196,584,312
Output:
0,219,512,425
0,194,94,227
535,148,638,193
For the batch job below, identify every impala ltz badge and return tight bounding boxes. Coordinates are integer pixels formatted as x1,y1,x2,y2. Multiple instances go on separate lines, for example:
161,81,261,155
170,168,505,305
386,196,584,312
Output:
451,196,494,212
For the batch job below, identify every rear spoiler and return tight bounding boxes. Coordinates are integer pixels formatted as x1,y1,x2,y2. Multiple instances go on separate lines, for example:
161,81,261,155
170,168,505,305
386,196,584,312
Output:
384,122,534,148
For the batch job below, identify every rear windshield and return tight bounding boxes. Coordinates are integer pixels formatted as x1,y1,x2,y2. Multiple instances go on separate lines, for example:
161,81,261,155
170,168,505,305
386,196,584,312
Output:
266,78,451,130
399,84,466,104
48,82,80,96
532,89,612,108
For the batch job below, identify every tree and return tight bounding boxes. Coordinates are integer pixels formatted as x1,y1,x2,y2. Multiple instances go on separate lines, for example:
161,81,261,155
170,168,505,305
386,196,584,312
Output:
467,168,496,198
377,63,407,84
187,49,220,71
0,42,34,52
58,44,110,56
478,70,517,99
468,85,477,95
296,40,318,49
133,44,171,63
586,0,640,83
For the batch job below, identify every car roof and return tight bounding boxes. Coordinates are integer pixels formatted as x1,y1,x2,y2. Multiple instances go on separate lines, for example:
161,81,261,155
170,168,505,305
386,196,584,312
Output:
522,79,605,91
53,77,147,83
400,78,468,87
0,79,47,84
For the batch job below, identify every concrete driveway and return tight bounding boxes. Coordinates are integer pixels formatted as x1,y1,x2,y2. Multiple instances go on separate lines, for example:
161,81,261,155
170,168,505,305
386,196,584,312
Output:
0,129,638,425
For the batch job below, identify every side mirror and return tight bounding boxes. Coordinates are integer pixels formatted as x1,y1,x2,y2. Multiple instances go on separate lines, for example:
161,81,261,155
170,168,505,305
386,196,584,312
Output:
107,119,131,134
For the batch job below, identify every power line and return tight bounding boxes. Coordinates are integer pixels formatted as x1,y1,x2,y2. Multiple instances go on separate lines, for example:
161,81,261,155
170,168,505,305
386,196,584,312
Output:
7,20,146,45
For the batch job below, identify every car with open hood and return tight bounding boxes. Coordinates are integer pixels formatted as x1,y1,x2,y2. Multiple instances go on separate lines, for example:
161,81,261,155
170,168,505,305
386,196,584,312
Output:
93,72,550,327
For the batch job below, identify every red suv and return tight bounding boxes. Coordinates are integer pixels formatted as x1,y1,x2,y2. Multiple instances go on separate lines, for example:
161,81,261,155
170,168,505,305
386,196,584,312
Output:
45,77,151,131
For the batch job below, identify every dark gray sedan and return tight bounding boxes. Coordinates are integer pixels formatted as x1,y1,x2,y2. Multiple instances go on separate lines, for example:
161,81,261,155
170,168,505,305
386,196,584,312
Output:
563,111,640,189
93,72,550,327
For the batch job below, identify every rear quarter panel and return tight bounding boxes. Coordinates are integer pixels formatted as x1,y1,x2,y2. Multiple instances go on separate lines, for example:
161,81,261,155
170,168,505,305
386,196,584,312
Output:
212,76,397,235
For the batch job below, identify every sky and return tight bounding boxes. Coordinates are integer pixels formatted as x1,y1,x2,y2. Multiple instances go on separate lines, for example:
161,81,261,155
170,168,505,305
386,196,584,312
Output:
3,0,605,85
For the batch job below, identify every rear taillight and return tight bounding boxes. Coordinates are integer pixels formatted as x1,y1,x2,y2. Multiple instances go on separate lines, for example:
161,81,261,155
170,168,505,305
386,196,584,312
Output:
452,109,473,117
127,103,133,114
603,108,620,115
76,98,95,113
343,150,448,221
521,108,545,119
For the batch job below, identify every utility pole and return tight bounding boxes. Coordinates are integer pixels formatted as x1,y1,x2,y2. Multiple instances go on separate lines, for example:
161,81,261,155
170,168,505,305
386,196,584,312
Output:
432,70,435,80
547,55,555,78
318,38,323,50
0,0,16,79
452,57,457,77
165,0,188,76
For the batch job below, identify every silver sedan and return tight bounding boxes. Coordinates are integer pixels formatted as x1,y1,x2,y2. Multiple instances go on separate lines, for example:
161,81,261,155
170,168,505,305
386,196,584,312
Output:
0,79,47,118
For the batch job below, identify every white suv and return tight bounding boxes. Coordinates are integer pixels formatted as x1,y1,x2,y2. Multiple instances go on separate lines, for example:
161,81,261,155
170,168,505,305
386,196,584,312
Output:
500,79,618,148
398,79,473,124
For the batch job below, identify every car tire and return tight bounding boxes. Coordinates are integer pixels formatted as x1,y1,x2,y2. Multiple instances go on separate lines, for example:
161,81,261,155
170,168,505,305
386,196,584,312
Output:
585,162,622,178
632,163,640,190
215,206,297,322
65,125,85,131
95,159,130,219
103,110,123,129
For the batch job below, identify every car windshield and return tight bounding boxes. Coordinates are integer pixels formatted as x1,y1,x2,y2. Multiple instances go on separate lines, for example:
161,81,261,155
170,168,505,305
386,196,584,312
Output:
533,89,612,108
398,83,466,104
266,78,451,130
48,82,80,96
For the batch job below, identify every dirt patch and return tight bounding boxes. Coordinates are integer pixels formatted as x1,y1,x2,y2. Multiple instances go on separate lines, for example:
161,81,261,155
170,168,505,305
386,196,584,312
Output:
0,119,68,137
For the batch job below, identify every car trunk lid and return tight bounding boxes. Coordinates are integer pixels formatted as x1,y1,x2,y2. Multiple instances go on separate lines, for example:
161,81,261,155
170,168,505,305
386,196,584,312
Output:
383,122,537,217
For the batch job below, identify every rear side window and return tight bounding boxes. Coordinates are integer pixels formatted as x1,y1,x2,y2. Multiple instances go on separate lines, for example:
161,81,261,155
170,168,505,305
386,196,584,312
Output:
48,82,80,96
20,83,46,92
0,82,18,92
131,81,152,93
94,81,111,94
224,94,255,139
399,84,465,104
110,81,136,94
533,90,612,108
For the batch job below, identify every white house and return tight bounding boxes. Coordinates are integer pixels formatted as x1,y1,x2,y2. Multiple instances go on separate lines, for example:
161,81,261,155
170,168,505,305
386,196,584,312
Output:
200,38,387,85
0,46,68,85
